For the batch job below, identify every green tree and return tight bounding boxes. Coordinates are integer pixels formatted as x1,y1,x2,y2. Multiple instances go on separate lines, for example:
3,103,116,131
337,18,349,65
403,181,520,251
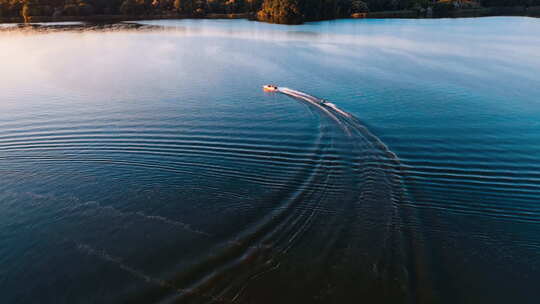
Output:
78,0,95,15
351,0,368,12
120,0,146,14
207,0,225,13
63,0,80,16
432,0,454,16
174,0,194,12
0,1,6,16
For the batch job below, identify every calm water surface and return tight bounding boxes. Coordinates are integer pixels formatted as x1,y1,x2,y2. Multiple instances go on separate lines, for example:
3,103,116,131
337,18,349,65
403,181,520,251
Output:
1,17,539,303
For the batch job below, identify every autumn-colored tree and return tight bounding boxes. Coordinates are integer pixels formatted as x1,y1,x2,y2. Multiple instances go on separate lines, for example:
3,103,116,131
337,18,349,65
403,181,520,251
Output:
21,0,30,21
21,0,54,22
257,0,302,23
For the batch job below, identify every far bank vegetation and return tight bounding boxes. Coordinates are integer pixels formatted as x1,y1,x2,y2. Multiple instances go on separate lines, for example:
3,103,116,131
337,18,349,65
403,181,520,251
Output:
0,0,539,24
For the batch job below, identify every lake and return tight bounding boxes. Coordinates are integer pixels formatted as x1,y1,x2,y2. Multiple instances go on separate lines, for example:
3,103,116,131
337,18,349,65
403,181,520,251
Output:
1,17,539,303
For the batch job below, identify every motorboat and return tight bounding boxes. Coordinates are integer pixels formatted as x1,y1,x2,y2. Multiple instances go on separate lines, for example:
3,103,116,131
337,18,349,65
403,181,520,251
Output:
263,84,278,92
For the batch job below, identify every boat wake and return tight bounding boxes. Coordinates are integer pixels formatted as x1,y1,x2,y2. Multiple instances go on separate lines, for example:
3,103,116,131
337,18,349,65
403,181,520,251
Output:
50,87,423,303
121,87,422,303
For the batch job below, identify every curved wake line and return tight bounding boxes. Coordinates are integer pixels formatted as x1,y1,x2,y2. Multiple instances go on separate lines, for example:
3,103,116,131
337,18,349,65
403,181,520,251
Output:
277,86,408,228
277,86,424,303
278,87,402,175
281,88,352,119
77,87,417,303
279,87,350,133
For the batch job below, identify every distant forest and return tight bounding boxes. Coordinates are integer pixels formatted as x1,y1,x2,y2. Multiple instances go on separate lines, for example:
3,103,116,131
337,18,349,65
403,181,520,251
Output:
0,0,539,24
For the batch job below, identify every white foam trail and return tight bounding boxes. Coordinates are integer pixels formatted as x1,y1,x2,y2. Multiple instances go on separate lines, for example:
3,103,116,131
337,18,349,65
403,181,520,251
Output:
278,87,351,135
278,86,401,164
278,87,351,118
276,86,410,266
324,102,352,118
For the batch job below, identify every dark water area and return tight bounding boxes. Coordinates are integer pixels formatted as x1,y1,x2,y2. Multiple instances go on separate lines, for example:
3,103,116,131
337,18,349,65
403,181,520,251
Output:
0,17,539,303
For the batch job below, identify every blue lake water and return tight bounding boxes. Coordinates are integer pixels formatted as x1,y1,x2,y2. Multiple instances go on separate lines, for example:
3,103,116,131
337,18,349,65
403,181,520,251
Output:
1,17,539,303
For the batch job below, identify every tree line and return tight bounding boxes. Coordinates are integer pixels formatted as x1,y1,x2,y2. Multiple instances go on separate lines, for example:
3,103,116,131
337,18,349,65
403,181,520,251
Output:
0,0,261,17
0,0,538,23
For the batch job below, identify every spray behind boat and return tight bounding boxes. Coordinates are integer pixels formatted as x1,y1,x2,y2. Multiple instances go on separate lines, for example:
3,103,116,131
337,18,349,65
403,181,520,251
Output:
263,85,350,117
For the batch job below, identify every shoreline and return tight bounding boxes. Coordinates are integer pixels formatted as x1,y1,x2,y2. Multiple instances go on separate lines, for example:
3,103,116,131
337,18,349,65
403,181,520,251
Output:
0,13,254,24
0,7,538,25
